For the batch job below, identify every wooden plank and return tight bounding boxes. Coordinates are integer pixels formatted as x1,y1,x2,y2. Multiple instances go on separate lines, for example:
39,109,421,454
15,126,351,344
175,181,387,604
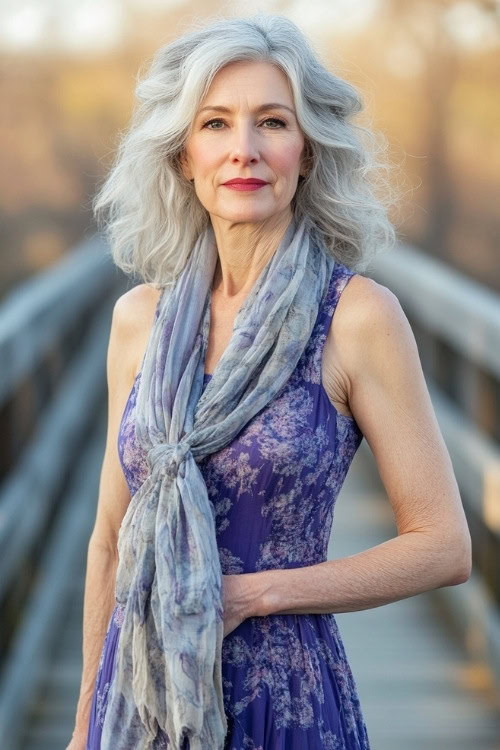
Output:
0,416,106,749
0,300,113,598
369,243,500,378
426,381,500,532
0,234,116,405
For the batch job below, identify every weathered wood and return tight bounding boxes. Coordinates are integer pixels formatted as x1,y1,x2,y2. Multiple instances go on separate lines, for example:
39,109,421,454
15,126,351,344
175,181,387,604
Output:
425,382,500,538
0,416,106,749
369,243,500,378
0,298,114,598
0,234,115,407
0,235,125,748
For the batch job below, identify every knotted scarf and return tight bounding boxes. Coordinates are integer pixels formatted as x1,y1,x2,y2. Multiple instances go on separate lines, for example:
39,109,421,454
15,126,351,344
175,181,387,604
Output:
100,215,335,749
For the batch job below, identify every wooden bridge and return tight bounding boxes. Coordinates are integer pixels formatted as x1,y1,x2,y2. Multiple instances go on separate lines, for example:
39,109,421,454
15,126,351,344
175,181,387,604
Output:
0,239,499,749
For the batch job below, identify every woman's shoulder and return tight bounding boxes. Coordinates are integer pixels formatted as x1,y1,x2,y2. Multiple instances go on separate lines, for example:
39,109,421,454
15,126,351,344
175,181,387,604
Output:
328,271,409,362
322,271,410,414
114,282,162,319
112,283,163,379
333,271,403,332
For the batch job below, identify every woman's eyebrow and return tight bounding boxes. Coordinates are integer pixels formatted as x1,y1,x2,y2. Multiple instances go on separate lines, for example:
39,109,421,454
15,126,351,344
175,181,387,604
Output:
197,103,296,116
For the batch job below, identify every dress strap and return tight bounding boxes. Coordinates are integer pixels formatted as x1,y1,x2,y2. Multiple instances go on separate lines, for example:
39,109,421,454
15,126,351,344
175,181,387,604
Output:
299,262,358,387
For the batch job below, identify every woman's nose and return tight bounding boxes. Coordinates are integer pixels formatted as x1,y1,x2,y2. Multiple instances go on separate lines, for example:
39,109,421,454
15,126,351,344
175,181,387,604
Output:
228,124,260,164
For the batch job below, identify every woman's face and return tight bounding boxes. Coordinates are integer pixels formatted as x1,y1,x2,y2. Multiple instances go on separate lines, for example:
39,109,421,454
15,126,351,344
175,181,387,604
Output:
180,60,307,225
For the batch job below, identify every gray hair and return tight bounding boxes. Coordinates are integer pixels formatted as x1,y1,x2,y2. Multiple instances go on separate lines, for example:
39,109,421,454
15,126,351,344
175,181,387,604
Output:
93,13,398,286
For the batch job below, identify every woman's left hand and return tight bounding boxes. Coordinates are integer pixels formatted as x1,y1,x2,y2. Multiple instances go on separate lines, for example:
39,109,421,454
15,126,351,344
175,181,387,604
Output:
222,573,258,638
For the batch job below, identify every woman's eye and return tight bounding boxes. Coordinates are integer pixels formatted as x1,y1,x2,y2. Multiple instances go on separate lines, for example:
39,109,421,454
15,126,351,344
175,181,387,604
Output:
204,118,225,129
262,117,287,128
203,117,286,129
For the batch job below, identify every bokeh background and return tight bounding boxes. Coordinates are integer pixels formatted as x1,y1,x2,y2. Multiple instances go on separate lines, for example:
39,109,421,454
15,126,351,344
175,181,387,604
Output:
0,2,499,749
1,0,499,295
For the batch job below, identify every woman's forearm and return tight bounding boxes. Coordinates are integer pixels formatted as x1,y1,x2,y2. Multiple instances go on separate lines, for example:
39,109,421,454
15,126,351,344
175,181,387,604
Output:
250,530,470,617
73,539,118,732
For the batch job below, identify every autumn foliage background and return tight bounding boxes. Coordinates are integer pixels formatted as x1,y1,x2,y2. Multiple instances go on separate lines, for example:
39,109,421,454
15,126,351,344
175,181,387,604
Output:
0,0,499,298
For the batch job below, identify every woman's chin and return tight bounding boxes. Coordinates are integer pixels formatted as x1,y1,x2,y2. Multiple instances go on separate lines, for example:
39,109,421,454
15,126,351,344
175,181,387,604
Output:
210,205,285,225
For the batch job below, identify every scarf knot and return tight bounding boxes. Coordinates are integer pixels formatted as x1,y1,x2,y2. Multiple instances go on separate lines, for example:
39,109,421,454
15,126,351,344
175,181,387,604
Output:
147,440,192,480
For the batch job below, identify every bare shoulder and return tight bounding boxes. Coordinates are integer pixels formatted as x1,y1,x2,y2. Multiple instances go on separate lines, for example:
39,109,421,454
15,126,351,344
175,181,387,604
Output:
334,272,408,342
112,283,163,380
322,273,412,417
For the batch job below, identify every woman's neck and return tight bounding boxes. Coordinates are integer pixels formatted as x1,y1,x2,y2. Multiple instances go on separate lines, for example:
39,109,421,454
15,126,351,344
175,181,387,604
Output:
210,211,294,300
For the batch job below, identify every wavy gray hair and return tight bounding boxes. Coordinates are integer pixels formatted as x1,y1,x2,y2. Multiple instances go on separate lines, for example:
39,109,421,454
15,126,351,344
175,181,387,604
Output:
93,13,397,287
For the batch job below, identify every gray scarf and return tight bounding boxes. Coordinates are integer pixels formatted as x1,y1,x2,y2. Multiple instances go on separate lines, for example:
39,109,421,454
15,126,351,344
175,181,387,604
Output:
100,215,335,749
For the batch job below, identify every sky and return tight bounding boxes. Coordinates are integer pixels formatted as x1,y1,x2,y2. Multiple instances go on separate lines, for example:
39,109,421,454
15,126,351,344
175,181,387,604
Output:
0,0,497,53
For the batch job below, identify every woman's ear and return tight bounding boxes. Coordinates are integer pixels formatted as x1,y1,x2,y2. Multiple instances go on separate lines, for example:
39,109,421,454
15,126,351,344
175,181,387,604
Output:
178,150,192,181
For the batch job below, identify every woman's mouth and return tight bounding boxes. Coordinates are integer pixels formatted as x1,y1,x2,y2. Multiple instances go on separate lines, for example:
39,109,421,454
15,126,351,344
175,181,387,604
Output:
222,179,268,191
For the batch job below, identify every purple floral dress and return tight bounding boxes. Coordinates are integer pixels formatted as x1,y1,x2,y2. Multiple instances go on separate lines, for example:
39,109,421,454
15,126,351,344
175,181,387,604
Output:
86,262,370,750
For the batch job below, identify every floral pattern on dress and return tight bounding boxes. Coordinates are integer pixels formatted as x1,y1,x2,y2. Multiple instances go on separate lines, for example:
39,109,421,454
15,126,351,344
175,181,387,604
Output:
95,681,111,728
88,262,370,750
117,371,149,497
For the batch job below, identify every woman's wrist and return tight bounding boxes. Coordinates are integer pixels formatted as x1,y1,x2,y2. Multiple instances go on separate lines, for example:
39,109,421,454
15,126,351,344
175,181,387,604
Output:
245,571,274,618
74,690,93,731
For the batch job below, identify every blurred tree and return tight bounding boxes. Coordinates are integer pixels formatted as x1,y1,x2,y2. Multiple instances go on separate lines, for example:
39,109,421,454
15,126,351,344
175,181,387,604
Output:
382,0,500,281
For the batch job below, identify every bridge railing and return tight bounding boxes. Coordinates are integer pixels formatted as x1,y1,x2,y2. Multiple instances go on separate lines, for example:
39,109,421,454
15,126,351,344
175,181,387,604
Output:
0,234,126,747
369,244,500,690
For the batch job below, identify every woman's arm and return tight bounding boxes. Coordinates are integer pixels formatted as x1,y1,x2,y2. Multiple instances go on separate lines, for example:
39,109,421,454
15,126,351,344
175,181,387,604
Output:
71,546,119,739
243,275,472,618
70,285,159,740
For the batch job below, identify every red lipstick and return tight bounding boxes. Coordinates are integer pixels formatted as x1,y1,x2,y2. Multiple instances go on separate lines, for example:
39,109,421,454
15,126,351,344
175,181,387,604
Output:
222,178,268,191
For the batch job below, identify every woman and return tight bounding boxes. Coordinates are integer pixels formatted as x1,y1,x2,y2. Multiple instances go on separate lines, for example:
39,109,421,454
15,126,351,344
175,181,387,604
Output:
68,13,471,750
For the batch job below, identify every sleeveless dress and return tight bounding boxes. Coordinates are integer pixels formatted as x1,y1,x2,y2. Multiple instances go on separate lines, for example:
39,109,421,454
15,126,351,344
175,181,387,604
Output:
86,261,371,750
